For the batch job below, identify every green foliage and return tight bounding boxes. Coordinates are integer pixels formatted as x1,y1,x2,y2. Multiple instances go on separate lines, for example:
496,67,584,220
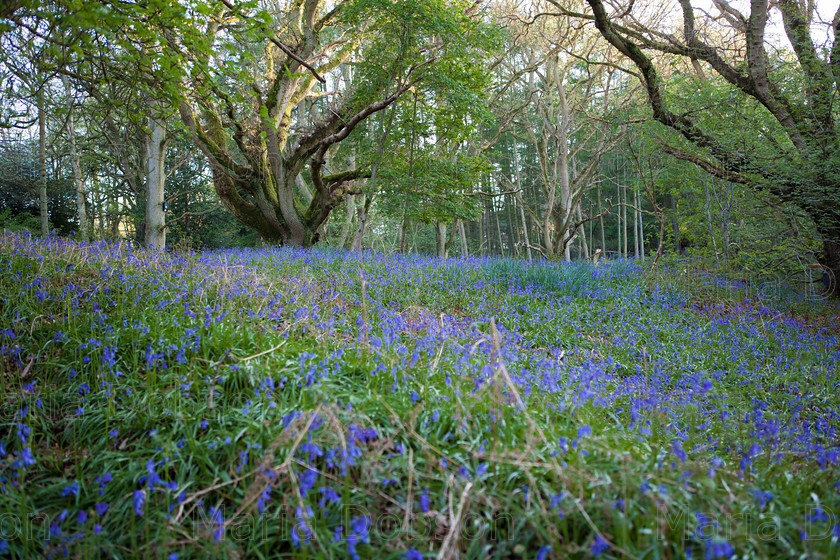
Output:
0,146,78,235
3,236,839,558
379,150,488,224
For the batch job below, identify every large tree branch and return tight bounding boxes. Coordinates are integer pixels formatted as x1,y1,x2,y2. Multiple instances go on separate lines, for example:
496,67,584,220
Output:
178,100,252,184
778,0,834,131
585,0,798,188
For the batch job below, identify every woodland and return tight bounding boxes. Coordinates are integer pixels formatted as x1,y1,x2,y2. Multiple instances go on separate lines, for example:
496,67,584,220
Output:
0,0,838,288
1,1,840,559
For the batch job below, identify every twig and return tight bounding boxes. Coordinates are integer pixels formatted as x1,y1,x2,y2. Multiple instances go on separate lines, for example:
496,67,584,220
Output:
437,479,473,560
230,340,286,362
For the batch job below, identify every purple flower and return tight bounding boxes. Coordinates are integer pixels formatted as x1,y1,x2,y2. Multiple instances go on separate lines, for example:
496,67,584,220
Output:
591,534,609,556
133,490,145,516
257,486,272,514
419,488,430,512
95,502,109,516
404,548,424,560
319,487,340,507
208,506,224,542
704,540,734,559
21,446,36,466
62,481,80,497
672,440,687,462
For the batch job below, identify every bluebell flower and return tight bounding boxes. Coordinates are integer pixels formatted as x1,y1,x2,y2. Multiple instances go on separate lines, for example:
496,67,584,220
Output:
62,481,80,497
591,534,609,556
133,490,145,516
404,548,423,560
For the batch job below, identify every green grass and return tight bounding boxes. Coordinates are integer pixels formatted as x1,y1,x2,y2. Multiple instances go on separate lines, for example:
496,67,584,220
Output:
1,233,839,559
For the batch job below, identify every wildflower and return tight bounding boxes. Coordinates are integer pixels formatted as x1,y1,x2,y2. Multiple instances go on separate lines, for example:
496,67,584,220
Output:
62,481,80,497
672,440,687,462
591,534,609,556
404,549,424,560
133,490,145,516
704,540,734,559
347,516,370,559
208,506,224,542
419,488,430,512
750,489,772,510
257,486,272,514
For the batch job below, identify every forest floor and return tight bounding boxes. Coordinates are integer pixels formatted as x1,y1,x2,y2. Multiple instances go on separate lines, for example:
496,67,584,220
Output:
1,231,840,559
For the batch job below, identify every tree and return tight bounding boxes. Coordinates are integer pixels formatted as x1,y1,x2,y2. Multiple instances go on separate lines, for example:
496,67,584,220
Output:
575,0,840,290
176,0,493,247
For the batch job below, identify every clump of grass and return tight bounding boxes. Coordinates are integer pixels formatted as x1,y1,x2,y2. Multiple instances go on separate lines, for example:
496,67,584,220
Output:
1,231,839,559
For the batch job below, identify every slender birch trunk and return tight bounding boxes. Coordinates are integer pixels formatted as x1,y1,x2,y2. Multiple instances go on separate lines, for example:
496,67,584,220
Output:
38,89,48,237
144,114,167,249
63,77,87,242
633,189,639,257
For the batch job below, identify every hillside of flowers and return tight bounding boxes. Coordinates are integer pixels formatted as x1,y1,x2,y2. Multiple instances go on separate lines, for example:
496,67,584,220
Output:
2,231,839,559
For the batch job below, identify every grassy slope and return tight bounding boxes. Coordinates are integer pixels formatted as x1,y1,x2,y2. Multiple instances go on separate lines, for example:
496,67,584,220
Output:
1,232,839,559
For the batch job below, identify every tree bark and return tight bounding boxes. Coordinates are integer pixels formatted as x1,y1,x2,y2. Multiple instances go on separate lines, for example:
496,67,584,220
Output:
144,114,167,249
337,194,355,249
633,188,639,258
351,193,372,251
38,89,48,238
598,183,605,254
63,77,87,242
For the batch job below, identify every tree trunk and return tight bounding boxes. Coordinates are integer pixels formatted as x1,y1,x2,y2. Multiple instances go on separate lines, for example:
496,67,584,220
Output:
667,194,680,254
515,191,532,260
633,189,639,258
703,180,719,267
351,193,372,251
458,219,468,256
494,200,505,257
622,183,628,257
399,212,409,253
616,180,621,257
337,194,355,249
577,204,589,259
38,90,48,238
478,210,486,256
144,115,167,249
598,183,605,255
64,89,87,242
639,191,645,261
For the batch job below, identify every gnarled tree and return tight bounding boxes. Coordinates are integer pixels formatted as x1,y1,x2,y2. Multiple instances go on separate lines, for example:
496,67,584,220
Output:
178,0,488,247
574,0,840,290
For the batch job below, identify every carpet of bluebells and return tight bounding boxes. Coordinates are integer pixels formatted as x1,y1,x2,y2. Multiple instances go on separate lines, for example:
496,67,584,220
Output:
1,231,840,559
